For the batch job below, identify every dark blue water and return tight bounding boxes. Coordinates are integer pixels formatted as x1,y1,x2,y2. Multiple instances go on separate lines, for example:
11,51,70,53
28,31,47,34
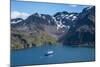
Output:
11,45,95,66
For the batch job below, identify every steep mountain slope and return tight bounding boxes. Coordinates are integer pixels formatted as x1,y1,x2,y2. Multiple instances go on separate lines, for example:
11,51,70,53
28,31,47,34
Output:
11,13,58,49
58,6,95,47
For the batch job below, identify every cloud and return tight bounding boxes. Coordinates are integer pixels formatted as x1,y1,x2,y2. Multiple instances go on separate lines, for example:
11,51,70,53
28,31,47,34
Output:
11,11,30,19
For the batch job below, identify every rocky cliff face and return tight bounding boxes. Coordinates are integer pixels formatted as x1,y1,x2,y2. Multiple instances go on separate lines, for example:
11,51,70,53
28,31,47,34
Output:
58,6,95,46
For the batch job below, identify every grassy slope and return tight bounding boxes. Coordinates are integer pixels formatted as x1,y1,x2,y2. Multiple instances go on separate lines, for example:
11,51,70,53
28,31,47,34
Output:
11,29,58,49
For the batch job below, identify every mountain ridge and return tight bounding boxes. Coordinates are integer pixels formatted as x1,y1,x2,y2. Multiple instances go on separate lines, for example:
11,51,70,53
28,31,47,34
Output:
11,6,95,49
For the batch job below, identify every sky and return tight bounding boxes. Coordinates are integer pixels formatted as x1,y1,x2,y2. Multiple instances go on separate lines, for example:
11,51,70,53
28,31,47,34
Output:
11,0,92,19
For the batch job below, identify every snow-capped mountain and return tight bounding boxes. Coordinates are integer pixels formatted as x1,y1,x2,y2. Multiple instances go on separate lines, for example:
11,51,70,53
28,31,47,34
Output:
53,11,78,32
58,6,95,46
11,11,78,32
11,6,95,49
11,6,95,37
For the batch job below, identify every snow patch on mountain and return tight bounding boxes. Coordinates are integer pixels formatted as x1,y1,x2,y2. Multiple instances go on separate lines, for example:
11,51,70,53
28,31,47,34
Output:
11,20,22,24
